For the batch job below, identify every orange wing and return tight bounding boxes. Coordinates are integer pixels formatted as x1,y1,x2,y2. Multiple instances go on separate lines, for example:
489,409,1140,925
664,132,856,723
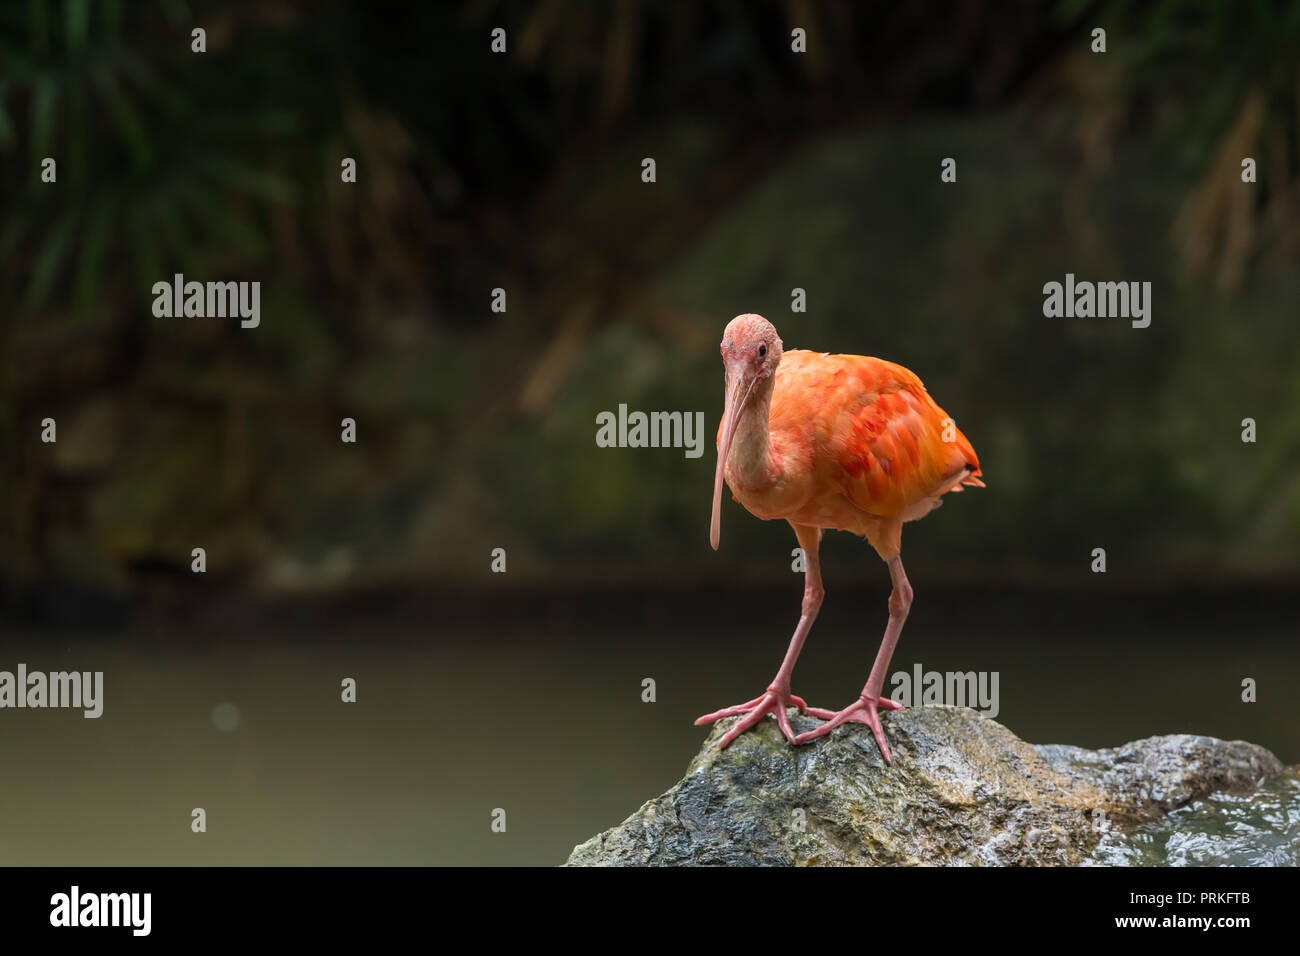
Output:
771,350,982,520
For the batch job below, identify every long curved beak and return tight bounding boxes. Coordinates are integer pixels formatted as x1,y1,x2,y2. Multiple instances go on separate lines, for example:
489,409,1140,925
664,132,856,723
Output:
710,372,755,550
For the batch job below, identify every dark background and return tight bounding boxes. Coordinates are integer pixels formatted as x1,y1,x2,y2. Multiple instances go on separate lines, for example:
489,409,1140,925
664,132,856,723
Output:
0,1,1296,864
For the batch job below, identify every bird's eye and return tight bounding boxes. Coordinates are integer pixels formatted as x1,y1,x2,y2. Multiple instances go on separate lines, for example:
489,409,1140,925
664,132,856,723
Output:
758,344,767,358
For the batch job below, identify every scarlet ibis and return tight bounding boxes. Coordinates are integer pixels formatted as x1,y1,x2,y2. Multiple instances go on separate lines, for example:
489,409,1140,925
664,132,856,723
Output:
697,314,983,764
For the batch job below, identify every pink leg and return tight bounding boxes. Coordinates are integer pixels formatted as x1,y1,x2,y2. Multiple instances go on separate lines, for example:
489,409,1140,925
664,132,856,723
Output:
795,554,912,763
696,524,835,747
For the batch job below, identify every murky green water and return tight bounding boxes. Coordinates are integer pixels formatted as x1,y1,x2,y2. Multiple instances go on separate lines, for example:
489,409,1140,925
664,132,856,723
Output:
1,590,1296,865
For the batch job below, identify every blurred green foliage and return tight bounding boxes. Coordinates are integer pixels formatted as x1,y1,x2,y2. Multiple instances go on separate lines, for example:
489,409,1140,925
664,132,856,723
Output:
1,1,1297,604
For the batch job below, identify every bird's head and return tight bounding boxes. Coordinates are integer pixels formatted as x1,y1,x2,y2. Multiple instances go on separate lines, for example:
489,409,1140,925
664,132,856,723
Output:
711,313,783,551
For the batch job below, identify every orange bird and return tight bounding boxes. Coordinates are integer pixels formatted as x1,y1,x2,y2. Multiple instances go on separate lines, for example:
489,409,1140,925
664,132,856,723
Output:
697,314,984,763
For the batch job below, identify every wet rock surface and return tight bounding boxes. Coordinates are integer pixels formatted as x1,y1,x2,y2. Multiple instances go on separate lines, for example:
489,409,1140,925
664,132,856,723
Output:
565,707,1286,866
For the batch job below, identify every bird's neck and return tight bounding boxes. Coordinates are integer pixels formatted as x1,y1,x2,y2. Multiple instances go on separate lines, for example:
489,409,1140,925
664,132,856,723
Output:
727,378,778,491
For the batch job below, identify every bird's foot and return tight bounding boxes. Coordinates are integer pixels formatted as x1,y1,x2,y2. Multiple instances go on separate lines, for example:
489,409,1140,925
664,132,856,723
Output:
695,686,835,748
793,694,905,763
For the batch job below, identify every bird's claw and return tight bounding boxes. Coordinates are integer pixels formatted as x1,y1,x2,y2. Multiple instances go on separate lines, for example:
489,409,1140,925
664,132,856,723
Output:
793,694,904,763
695,686,836,748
